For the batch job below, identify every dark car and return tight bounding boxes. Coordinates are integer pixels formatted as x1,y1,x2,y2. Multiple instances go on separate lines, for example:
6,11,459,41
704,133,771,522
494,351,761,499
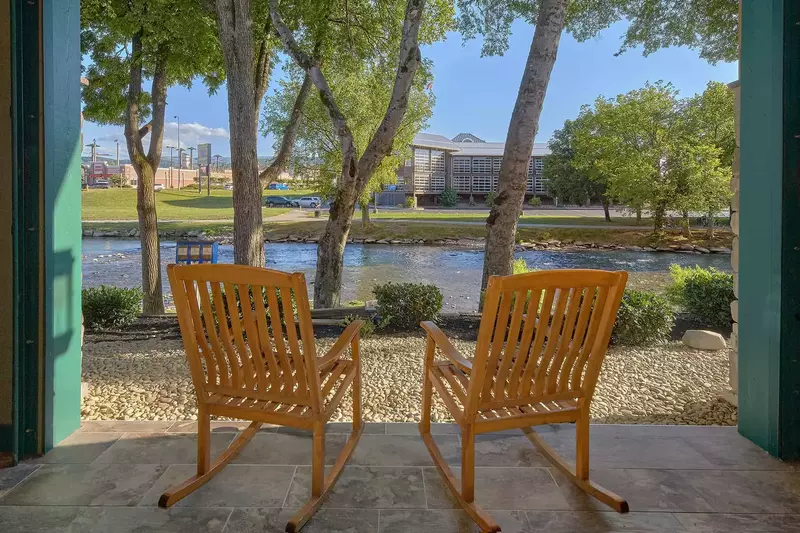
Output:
264,195,299,208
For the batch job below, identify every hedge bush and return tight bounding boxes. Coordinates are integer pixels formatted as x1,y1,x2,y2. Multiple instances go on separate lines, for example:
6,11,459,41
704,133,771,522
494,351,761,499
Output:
485,191,498,207
82,285,143,330
373,282,442,330
404,196,416,208
667,265,734,328
611,289,674,346
528,196,542,207
439,187,459,207
342,314,376,338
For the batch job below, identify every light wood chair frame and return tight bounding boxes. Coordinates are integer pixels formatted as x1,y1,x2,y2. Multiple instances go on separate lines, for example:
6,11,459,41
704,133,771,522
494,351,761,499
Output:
419,269,629,532
160,264,364,533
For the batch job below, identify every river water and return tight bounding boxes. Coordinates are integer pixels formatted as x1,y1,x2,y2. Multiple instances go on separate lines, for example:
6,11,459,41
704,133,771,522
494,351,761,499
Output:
82,239,731,311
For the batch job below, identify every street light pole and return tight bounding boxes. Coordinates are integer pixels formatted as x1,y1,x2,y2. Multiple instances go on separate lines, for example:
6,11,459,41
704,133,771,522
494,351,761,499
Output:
174,115,180,189
115,139,120,166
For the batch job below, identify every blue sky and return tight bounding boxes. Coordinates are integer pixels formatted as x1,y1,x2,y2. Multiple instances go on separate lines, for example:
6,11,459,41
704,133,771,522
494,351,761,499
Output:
82,20,738,160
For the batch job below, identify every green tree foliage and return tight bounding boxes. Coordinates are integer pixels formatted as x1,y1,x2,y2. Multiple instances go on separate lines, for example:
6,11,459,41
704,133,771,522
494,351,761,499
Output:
571,82,733,234
440,187,459,207
542,117,609,209
616,0,739,64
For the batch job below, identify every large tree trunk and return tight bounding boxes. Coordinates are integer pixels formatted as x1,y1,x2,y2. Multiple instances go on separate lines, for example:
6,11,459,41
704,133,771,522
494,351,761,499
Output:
653,201,668,234
361,203,370,225
125,33,165,315
270,0,424,307
636,207,642,224
482,0,568,291
681,210,691,237
706,210,715,238
216,0,264,266
602,197,612,222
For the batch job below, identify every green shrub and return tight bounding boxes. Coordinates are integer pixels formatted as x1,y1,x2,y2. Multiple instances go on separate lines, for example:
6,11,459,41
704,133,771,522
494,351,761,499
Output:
82,285,143,330
513,258,532,274
611,289,674,346
373,282,442,330
440,187,459,207
342,314,375,338
404,196,416,208
528,196,542,207
485,191,498,207
667,265,734,327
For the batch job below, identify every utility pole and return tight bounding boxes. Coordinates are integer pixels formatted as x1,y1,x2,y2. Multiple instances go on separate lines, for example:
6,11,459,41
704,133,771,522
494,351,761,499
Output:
174,115,180,189
166,145,174,187
86,138,98,161
188,146,195,190
214,154,221,173
115,139,120,166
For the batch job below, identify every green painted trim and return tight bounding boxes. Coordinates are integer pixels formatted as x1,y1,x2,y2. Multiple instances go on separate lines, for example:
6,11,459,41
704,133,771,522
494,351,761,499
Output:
779,0,800,459
738,0,785,456
41,0,82,449
10,0,43,460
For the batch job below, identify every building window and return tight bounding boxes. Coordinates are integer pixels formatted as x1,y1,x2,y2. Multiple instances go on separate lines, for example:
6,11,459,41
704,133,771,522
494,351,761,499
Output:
492,157,502,173
430,150,445,173
414,175,431,191
526,174,534,192
414,148,430,173
536,177,548,194
452,176,471,192
431,175,445,192
534,157,544,173
452,157,471,173
527,158,535,176
472,176,492,192
492,177,499,191
472,157,491,173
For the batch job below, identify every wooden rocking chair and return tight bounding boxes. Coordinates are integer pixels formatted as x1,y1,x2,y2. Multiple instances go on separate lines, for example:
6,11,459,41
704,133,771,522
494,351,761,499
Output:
419,269,629,532
161,264,364,533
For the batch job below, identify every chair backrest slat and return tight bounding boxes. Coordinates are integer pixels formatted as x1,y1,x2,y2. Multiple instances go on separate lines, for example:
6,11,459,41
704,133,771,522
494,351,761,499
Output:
470,270,627,415
168,264,319,410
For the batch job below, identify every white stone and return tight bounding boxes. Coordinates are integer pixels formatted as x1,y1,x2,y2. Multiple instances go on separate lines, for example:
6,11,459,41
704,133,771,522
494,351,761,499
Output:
730,300,738,323
682,330,727,351
730,212,739,236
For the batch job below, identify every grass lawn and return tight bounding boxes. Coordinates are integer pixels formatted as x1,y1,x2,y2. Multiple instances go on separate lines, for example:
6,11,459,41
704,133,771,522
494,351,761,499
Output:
82,188,290,221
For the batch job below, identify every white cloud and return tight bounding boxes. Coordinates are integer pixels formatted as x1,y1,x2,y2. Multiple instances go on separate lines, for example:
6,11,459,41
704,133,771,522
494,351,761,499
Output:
82,121,230,158
161,121,229,151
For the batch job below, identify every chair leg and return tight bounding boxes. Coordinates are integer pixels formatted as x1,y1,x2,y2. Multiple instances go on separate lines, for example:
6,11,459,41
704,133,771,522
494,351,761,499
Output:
420,428,500,533
522,424,629,513
285,369,365,533
461,425,475,503
576,411,589,481
311,422,325,498
197,410,211,476
352,340,362,432
420,337,435,435
159,419,261,508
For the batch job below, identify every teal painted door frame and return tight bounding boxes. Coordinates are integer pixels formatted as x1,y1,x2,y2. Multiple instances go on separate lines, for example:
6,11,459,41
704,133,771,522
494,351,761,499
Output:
739,0,800,459
7,0,83,461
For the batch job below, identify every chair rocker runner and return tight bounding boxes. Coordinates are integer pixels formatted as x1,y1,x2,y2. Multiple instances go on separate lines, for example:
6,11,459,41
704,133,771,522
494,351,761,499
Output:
161,264,364,533
419,269,629,532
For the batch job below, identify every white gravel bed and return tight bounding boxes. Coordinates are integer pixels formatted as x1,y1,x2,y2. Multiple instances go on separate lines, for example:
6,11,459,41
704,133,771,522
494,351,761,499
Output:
81,335,735,425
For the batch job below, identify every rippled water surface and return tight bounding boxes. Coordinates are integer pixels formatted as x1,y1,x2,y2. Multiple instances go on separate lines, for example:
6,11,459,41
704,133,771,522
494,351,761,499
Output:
83,239,731,311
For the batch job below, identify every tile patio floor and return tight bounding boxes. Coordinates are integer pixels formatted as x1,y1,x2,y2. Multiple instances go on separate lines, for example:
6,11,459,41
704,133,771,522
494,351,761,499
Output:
1,422,799,532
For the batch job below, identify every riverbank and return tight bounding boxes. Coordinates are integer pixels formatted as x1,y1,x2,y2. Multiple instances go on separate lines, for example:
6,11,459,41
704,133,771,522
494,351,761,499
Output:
83,219,734,251
81,316,735,426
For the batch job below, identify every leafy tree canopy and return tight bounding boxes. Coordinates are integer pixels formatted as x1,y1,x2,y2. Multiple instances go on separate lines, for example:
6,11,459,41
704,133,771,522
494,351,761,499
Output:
81,0,225,126
456,0,737,64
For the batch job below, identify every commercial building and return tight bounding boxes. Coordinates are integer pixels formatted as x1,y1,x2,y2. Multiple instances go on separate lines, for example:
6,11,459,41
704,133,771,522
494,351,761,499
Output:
399,132,551,203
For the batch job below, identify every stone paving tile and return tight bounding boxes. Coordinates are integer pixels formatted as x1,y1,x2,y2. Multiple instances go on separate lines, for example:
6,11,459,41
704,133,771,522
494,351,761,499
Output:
348,434,459,467
78,420,173,433
551,468,715,513
525,511,687,532
138,464,296,508
681,434,794,470
0,463,167,506
30,432,121,464
225,508,379,533
0,506,82,533
674,512,800,532
285,466,427,509
680,469,800,513
386,423,461,435
231,432,346,465
423,466,571,510
379,509,533,533
167,421,278,433
275,422,385,436
93,432,236,465
70,506,232,532
0,464,39,499
441,434,551,468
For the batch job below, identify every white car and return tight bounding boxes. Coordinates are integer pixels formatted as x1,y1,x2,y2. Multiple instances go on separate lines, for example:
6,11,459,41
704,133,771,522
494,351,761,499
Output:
154,183,165,191
223,183,233,191
298,196,321,208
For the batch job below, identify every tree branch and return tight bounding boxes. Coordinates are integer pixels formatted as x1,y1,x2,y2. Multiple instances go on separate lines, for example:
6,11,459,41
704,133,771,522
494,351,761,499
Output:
254,19,273,109
124,31,147,167
259,73,313,185
138,121,152,138
356,0,424,185
146,49,169,169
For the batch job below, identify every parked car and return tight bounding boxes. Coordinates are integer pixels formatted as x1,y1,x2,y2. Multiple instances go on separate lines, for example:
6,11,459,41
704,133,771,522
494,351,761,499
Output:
223,183,233,191
89,180,110,189
264,196,299,208
267,182,290,190
154,183,165,191
297,196,321,208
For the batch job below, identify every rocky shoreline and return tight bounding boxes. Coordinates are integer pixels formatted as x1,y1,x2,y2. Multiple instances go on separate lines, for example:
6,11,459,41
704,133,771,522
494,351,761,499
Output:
82,228,731,255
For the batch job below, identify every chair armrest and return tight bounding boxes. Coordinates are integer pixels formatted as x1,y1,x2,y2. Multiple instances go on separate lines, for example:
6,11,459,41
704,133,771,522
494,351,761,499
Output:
420,321,472,372
318,320,363,368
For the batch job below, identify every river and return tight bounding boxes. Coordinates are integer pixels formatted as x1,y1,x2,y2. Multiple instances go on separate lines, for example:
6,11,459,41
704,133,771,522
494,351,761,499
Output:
82,239,731,311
